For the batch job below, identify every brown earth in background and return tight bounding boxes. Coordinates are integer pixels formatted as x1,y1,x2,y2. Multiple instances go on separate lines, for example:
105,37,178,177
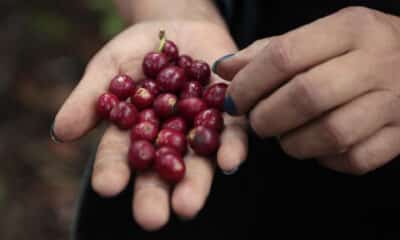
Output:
0,1,123,239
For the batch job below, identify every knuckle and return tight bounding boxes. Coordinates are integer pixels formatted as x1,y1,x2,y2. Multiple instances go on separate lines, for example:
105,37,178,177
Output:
249,110,265,137
97,138,110,151
93,152,113,174
97,140,116,156
289,75,321,118
228,80,245,107
100,134,127,152
338,6,378,24
252,38,270,49
383,90,399,110
337,6,385,35
228,79,242,98
370,90,399,124
321,117,352,151
339,6,369,16
267,38,294,74
96,139,128,164
92,160,107,175
388,94,400,123
228,75,254,114
252,39,264,48
375,21,400,50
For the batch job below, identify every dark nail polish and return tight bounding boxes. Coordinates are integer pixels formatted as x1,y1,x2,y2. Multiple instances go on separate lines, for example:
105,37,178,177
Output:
222,166,239,175
211,53,235,73
223,95,238,115
50,122,63,143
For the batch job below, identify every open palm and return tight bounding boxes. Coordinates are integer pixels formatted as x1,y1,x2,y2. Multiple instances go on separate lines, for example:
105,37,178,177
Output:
52,20,248,230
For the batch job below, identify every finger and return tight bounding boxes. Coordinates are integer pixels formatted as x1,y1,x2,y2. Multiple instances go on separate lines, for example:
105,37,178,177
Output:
318,125,400,175
225,8,361,115
52,29,153,142
279,90,399,159
172,152,214,219
249,50,379,137
91,125,131,197
212,38,271,81
133,171,170,231
52,52,119,142
217,115,248,173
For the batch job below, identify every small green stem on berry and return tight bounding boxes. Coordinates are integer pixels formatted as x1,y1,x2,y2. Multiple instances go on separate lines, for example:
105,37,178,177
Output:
159,30,165,40
158,30,166,52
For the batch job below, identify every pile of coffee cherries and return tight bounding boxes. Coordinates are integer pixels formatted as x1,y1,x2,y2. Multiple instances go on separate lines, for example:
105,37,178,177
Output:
96,31,227,183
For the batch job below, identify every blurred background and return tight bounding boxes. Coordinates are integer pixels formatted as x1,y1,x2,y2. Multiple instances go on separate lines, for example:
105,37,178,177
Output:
0,1,125,239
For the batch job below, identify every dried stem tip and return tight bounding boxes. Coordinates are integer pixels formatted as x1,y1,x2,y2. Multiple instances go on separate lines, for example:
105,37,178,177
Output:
158,30,167,52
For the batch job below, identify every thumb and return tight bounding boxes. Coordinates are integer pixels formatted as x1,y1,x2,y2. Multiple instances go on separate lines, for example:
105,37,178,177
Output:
212,38,271,81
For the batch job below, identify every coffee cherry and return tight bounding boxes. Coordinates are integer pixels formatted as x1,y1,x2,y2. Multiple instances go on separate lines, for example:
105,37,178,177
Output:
188,126,220,156
138,78,160,96
156,66,186,93
188,60,211,85
162,40,179,61
202,83,228,110
96,93,119,119
177,55,192,74
99,34,226,168
155,129,187,154
180,81,202,99
138,109,160,127
153,93,178,119
162,116,188,133
109,101,138,129
131,87,154,110
155,153,185,183
177,97,207,122
130,121,159,142
129,140,155,171
194,109,223,132
142,52,169,78
155,146,181,160
108,74,136,100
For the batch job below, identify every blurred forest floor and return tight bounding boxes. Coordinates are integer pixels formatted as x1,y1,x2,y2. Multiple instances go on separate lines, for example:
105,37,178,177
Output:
0,1,124,239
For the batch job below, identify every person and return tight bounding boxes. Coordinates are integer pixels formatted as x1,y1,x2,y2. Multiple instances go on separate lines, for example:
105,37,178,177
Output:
50,0,400,239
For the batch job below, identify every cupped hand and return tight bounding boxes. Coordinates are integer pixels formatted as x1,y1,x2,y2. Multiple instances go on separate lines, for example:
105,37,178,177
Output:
215,7,400,175
52,20,248,230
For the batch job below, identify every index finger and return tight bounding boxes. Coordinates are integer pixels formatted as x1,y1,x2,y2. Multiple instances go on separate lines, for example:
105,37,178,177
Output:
225,8,360,115
52,30,154,142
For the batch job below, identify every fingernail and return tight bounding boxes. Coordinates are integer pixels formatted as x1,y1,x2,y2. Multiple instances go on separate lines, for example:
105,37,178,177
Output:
50,122,63,143
223,95,238,115
212,53,235,73
222,166,239,175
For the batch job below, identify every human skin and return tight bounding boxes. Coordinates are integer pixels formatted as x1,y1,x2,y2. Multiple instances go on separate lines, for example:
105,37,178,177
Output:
51,0,248,231
216,6,400,176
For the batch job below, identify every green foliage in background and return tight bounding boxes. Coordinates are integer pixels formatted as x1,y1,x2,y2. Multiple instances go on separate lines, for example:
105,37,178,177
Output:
30,12,73,43
29,0,125,43
87,0,125,38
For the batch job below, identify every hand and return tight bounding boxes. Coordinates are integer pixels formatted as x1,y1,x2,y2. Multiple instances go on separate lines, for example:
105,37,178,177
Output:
52,20,248,230
214,7,400,175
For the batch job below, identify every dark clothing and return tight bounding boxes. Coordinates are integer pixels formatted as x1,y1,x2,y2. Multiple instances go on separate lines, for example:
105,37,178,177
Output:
73,1,400,239
222,1,400,48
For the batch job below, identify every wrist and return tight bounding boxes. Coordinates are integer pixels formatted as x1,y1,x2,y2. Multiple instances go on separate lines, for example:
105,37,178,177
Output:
128,0,227,28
